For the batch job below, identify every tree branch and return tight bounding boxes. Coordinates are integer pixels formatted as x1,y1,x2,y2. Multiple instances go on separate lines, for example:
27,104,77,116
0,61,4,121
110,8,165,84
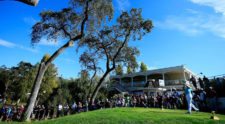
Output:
45,0,91,67
112,30,131,68
72,0,90,41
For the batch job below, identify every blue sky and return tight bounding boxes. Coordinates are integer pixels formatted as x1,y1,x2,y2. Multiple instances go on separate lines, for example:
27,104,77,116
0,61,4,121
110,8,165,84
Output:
0,0,225,78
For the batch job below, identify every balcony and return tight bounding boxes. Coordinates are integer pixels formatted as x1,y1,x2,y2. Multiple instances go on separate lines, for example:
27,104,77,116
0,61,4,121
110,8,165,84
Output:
165,79,183,86
120,81,145,87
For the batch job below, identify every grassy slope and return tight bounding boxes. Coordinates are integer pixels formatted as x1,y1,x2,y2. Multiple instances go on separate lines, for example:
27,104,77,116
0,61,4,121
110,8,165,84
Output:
1,108,225,124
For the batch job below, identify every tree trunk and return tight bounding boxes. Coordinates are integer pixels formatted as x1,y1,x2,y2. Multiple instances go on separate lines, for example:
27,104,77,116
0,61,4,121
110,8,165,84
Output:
21,62,46,121
90,70,111,102
21,40,82,121
87,71,96,99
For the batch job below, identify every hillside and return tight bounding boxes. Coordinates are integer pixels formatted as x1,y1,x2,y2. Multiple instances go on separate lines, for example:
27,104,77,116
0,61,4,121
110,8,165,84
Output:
14,108,225,124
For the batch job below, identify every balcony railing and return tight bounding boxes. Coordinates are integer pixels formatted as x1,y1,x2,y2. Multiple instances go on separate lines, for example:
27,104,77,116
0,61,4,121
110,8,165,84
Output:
133,81,145,87
165,79,183,86
114,80,183,88
120,81,145,87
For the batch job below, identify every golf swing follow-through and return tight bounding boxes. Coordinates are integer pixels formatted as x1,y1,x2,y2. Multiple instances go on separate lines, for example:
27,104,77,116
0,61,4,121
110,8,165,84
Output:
184,80,199,114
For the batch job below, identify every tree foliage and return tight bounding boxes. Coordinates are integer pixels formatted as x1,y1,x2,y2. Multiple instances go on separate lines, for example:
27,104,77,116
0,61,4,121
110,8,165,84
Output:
140,62,148,72
0,66,11,96
0,62,58,103
127,66,133,74
32,0,113,45
115,64,123,75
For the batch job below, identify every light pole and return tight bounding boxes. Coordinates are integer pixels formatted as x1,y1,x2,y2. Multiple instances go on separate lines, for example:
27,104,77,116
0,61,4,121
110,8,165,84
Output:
197,72,203,77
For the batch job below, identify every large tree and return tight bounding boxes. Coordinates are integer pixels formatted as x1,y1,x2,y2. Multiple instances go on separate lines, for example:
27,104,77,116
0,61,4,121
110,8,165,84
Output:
22,0,113,121
79,8,153,102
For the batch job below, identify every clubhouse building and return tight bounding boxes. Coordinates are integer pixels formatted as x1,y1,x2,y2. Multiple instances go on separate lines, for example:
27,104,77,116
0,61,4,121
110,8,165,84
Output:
110,65,198,95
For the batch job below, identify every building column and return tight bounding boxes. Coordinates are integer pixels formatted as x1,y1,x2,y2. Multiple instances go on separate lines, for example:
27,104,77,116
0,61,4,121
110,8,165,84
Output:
145,75,148,82
162,73,165,86
162,73,165,80
131,77,133,87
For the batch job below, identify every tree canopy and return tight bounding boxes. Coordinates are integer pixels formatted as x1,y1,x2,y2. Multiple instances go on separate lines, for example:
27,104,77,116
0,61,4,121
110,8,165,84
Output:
140,62,148,72
115,64,123,75
0,62,58,104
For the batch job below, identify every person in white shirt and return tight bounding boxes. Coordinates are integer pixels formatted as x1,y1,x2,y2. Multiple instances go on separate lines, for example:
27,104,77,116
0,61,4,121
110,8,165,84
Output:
57,104,63,117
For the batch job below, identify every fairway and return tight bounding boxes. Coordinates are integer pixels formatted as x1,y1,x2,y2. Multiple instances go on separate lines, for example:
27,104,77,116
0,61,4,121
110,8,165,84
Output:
2,108,224,124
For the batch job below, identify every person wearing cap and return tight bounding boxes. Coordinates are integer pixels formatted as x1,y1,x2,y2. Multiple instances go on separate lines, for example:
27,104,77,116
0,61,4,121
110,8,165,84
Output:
185,81,199,114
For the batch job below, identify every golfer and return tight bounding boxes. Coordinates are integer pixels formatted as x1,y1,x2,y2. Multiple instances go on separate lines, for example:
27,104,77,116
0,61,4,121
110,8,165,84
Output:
185,81,199,114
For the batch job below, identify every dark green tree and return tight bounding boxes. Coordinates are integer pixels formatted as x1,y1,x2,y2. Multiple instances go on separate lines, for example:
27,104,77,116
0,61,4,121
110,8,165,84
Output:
140,62,148,72
0,62,58,104
10,62,35,102
115,64,123,75
0,66,11,96
127,66,132,74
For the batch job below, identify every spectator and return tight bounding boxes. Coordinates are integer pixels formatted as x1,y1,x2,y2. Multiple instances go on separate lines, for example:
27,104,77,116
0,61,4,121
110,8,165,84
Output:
198,78,204,89
0,94,2,103
199,88,206,110
63,104,69,115
77,102,83,113
190,76,197,89
203,76,210,88
71,102,77,114
57,104,63,117
207,87,217,111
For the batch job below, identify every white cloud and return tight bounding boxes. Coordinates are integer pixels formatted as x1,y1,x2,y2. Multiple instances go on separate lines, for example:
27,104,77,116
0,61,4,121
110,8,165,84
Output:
17,45,38,53
0,39,16,48
189,0,225,38
185,8,200,14
190,0,225,15
116,0,130,12
0,38,38,53
156,4,225,39
155,15,203,36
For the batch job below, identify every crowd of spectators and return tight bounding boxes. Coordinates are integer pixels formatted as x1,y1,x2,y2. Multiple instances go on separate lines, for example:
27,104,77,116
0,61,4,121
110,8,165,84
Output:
0,77,220,122
0,104,24,121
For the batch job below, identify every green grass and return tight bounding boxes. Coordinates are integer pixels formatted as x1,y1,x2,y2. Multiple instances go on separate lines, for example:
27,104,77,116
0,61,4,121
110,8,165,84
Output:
1,108,225,124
